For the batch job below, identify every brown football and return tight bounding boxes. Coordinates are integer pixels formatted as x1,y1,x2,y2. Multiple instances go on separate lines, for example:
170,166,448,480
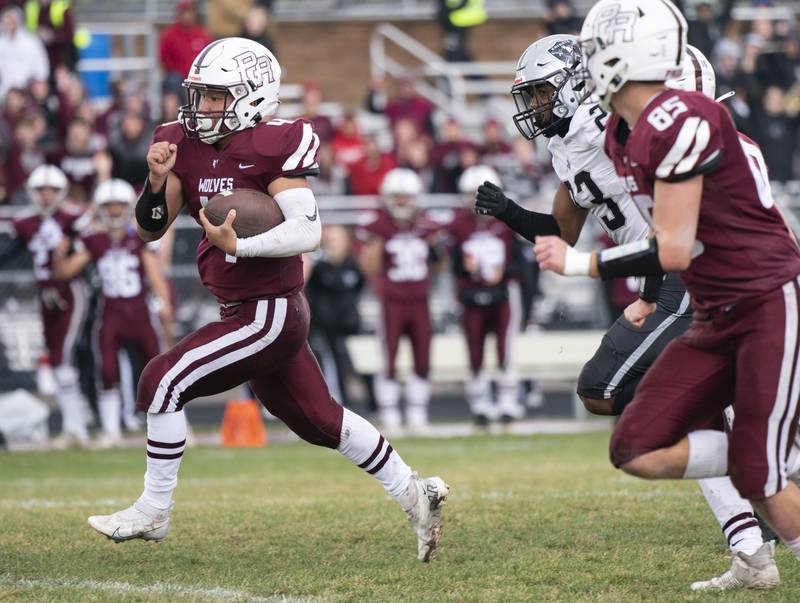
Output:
204,189,284,237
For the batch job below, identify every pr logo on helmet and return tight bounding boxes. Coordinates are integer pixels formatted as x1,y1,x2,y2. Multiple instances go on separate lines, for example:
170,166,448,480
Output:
593,4,638,46
231,50,276,88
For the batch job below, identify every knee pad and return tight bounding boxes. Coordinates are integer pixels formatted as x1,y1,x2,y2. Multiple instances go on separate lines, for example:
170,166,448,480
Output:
577,359,605,399
136,355,171,413
53,364,79,388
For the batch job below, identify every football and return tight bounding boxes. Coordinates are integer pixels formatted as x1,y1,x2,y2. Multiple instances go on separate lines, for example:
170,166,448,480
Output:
204,188,284,237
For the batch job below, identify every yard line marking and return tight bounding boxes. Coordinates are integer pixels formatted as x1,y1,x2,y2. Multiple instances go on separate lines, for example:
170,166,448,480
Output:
0,575,321,603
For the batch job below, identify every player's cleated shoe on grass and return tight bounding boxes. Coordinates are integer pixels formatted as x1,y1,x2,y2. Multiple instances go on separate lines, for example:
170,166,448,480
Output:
690,542,780,591
403,474,449,562
88,498,173,543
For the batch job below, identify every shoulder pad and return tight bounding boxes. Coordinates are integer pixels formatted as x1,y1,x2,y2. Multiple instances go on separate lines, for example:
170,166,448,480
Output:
253,119,320,176
152,121,185,145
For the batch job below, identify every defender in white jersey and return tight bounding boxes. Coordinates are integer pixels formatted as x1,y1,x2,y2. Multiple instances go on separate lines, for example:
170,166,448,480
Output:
476,36,777,591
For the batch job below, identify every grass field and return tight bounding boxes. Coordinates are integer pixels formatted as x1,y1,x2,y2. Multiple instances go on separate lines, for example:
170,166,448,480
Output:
2,430,800,602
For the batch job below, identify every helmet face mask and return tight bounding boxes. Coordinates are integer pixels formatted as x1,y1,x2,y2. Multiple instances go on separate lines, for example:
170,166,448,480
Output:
511,35,583,140
32,186,64,215
179,38,281,144
97,201,132,230
93,179,136,230
26,165,68,216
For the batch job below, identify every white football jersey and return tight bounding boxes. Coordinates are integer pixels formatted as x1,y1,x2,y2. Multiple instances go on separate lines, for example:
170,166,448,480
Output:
547,102,649,245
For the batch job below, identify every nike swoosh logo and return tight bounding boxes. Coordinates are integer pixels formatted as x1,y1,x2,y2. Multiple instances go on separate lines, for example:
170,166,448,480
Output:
239,163,255,169
306,207,318,222
536,61,553,67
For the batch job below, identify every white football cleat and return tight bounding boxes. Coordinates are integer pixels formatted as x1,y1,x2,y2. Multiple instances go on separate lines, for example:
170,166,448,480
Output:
88,498,172,543
690,542,780,591
403,474,449,562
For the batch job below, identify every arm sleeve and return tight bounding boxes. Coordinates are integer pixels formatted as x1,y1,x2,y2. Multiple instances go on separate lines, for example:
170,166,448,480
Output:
235,187,322,258
500,202,561,243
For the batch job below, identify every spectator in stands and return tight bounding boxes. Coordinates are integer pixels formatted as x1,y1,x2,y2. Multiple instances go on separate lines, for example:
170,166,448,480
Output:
479,118,512,169
240,4,277,58
331,112,364,172
403,139,435,193
305,225,365,407
55,72,86,138
207,0,249,39
109,111,149,190
751,86,800,182
2,87,28,131
300,82,334,143
49,118,109,203
159,0,211,98
684,0,735,60
545,0,581,36
347,134,395,196
368,77,436,138
28,78,57,138
23,0,77,72
430,117,475,193
310,143,347,196
437,0,487,62
0,6,49,102
160,89,181,124
5,114,46,203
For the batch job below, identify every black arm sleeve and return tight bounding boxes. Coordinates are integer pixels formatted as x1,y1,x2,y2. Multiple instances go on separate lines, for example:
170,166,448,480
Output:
499,202,561,244
0,236,25,266
135,178,169,233
639,275,665,304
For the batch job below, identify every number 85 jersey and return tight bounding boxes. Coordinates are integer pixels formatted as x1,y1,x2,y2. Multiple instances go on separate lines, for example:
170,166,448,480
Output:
547,102,649,245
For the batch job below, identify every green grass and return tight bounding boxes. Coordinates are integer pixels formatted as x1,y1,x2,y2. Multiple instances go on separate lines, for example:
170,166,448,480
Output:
1,431,799,602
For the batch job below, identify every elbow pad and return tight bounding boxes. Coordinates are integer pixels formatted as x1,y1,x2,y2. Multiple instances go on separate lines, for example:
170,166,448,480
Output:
597,238,664,280
135,179,169,233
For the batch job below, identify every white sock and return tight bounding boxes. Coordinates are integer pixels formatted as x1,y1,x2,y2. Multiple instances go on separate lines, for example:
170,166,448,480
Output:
374,375,402,428
683,430,728,479
337,408,413,502
142,411,187,510
405,374,430,425
698,477,763,555
786,535,800,560
54,364,88,440
98,388,122,438
466,373,493,416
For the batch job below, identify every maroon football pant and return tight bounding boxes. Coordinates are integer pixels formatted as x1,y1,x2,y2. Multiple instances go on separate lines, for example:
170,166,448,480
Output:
611,277,800,499
461,301,511,374
97,302,161,390
378,298,431,379
39,280,88,366
137,293,343,448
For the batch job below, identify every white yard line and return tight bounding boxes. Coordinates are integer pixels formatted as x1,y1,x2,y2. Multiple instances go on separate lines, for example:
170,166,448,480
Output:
0,574,320,603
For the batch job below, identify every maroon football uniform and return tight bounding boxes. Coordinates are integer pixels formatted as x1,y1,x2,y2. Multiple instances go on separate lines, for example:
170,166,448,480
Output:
606,89,800,500
446,208,517,373
12,207,89,365
605,90,800,312
152,118,320,304
79,227,162,389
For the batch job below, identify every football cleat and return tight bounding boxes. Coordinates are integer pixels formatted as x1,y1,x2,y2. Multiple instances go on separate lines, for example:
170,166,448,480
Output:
88,498,173,543
404,474,449,562
690,542,779,591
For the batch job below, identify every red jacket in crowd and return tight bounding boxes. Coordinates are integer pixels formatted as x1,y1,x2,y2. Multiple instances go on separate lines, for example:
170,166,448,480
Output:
159,23,211,77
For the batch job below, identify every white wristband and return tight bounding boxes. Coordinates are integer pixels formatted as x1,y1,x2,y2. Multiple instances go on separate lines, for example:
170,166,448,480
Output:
563,247,592,276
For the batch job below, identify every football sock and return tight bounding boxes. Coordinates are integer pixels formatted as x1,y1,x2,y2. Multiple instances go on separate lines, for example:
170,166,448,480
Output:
683,430,728,479
698,477,763,555
786,535,800,560
54,364,88,440
98,388,122,438
466,373,492,417
374,376,401,428
405,374,430,424
337,408,412,501
142,411,187,510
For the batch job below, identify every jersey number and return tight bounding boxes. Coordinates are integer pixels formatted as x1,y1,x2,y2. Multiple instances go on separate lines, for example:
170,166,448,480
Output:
386,237,429,282
647,97,688,132
98,252,141,298
589,104,607,132
567,171,626,231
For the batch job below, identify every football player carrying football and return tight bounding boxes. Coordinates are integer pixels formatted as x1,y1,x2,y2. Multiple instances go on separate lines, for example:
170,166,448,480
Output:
87,38,449,562
533,0,800,587
476,33,779,589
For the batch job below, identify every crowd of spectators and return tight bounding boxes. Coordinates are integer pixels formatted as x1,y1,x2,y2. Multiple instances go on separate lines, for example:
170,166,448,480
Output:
1,0,800,209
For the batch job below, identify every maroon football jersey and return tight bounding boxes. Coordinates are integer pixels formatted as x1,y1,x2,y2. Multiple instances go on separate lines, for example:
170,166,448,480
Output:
79,226,150,314
152,118,320,304
605,90,800,311
355,208,439,302
11,206,86,292
446,208,516,293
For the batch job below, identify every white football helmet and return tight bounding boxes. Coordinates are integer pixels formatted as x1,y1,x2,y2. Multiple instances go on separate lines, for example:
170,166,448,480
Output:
459,165,501,194
93,179,136,229
26,165,68,215
179,37,281,144
380,168,423,222
576,0,687,111
511,34,583,139
667,44,716,100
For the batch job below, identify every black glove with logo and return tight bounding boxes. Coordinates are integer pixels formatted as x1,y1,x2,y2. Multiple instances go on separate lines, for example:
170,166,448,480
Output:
474,181,516,219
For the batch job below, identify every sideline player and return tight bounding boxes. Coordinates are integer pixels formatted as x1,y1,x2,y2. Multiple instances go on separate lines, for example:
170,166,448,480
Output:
534,0,800,585
356,168,438,433
53,179,171,448
476,34,777,589
86,38,448,562
448,165,524,426
0,165,90,447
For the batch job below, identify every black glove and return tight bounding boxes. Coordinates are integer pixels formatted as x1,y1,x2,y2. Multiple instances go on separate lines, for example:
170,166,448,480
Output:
475,181,518,219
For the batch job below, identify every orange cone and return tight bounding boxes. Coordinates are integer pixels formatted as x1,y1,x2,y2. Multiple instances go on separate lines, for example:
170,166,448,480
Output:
220,399,268,448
